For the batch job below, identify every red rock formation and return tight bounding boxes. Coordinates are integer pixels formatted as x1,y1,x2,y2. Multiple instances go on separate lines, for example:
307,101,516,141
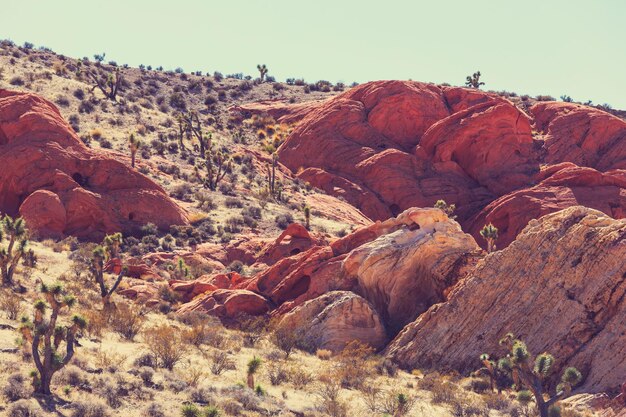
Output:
276,81,626,249
0,90,188,239
177,289,271,318
228,99,323,125
386,207,626,392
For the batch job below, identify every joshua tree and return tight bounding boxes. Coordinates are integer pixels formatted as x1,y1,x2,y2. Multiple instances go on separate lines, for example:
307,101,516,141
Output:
84,65,123,101
0,215,29,286
304,206,311,230
93,52,106,63
195,146,231,191
475,353,514,393
178,111,211,156
433,200,457,219
497,334,583,417
465,71,485,89
128,133,142,168
257,64,268,82
480,223,499,253
20,283,86,395
267,153,279,197
169,258,190,280
247,356,262,389
91,233,125,308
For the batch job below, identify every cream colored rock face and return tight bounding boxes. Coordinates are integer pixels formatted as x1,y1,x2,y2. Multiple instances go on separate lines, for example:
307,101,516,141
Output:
343,208,481,334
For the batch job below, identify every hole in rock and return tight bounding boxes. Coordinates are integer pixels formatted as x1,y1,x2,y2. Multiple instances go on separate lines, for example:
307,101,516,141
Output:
128,212,136,221
389,204,401,216
290,248,301,256
72,172,88,187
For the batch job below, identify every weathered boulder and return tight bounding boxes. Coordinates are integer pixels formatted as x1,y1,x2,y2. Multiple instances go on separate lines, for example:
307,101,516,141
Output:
0,89,188,239
278,291,387,352
386,206,626,392
343,208,481,334
177,289,272,318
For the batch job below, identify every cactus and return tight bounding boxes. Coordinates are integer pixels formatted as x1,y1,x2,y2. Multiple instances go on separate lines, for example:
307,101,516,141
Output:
433,200,457,219
247,356,262,389
480,223,499,253
20,283,86,395
128,133,142,168
465,71,485,89
304,206,311,230
494,334,583,417
0,215,29,286
91,233,125,308
257,64,268,82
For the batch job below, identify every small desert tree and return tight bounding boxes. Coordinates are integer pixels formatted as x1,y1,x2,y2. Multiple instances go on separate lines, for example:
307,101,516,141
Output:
0,215,29,286
83,65,123,101
128,133,142,168
465,71,485,89
195,146,231,191
475,353,513,393
480,223,498,253
433,200,456,219
497,334,583,417
266,153,283,200
247,356,262,389
21,283,86,395
91,233,125,308
179,110,211,155
257,64,268,82
303,206,311,230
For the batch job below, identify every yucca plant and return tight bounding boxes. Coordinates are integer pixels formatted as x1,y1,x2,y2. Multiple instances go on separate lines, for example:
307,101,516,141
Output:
480,223,499,253
20,283,86,395
0,215,29,286
303,205,311,230
498,334,583,417
257,64,268,82
91,233,125,308
433,200,457,219
247,356,262,389
128,133,142,168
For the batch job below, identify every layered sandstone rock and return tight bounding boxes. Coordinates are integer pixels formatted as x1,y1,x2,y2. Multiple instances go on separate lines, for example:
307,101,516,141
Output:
386,206,626,392
343,208,481,334
277,291,387,352
276,81,626,249
0,90,188,239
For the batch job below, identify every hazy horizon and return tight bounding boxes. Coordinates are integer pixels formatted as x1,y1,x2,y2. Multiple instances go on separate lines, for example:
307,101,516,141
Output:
2,0,625,108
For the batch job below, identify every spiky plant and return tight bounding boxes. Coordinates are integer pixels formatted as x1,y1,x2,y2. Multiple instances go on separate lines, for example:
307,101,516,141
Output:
465,71,485,89
128,133,142,168
476,353,513,393
20,283,86,395
267,153,279,198
497,334,583,417
195,143,231,191
257,64,268,82
247,356,262,389
433,200,457,219
304,206,311,230
91,233,125,308
480,223,499,253
0,215,29,286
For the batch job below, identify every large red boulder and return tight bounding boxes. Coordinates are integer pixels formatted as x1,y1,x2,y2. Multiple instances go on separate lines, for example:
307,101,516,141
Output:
0,90,188,239
276,81,625,249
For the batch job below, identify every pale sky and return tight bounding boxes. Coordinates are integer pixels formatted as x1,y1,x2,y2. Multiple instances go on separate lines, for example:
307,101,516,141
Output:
2,0,625,108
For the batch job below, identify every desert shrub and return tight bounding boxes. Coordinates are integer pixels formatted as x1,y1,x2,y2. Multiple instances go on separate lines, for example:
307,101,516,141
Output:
224,197,244,208
228,260,244,274
469,377,492,393
8,399,43,417
221,399,242,415
138,366,154,386
79,99,95,114
203,405,221,417
267,362,288,386
71,401,111,417
316,349,332,360
73,88,85,100
144,325,188,370
0,289,22,319
55,95,70,107
430,379,458,404
287,365,314,389
57,365,86,387
483,392,513,411
90,129,103,140
274,213,294,229
3,373,29,401
189,385,216,404
142,402,167,417
316,374,348,417
110,302,145,341
9,76,25,86
94,348,127,373
241,206,262,220
181,404,200,417
170,183,194,201
133,353,157,368
336,340,375,389
210,351,236,375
